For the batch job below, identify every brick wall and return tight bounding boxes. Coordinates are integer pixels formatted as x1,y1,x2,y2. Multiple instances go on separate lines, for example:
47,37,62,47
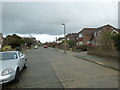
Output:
83,35,91,44
87,49,119,58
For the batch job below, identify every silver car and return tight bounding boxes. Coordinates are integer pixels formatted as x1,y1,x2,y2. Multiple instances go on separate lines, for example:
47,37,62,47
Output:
34,45,38,49
0,51,27,84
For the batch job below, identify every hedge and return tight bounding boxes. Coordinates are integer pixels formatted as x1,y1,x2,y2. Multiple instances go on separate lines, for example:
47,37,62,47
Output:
112,34,120,51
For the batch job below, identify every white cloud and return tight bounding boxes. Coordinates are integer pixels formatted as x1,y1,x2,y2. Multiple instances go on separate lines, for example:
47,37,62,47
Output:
1,0,119,2
2,1,118,42
32,34,64,43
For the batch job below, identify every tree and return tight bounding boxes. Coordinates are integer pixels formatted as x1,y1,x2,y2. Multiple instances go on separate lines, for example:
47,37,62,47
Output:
96,31,114,50
67,40,76,48
112,33,120,51
23,37,36,47
3,34,24,48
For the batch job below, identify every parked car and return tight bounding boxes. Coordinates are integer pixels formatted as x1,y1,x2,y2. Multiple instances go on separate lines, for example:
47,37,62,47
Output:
87,43,96,47
16,47,21,51
43,45,48,48
34,45,38,49
0,51,27,84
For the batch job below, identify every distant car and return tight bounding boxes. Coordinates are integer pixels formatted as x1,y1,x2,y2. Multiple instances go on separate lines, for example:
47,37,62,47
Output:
87,43,96,47
34,46,38,49
0,51,27,84
43,45,48,48
16,47,21,51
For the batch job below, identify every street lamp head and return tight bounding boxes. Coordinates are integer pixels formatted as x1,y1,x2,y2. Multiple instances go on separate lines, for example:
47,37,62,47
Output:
61,23,65,25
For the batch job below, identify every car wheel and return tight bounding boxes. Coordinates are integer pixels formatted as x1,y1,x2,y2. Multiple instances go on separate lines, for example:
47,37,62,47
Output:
14,70,20,83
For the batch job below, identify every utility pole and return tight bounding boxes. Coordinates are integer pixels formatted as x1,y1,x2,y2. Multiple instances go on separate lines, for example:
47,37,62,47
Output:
62,23,66,53
56,37,57,43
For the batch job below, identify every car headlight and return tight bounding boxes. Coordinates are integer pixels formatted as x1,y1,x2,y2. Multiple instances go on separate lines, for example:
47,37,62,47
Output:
1,68,13,76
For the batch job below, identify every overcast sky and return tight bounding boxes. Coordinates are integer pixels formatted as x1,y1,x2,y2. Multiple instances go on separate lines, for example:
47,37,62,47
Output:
2,1,119,43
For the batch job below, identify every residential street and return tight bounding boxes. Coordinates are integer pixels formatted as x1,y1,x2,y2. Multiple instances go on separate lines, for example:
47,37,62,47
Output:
3,47,119,88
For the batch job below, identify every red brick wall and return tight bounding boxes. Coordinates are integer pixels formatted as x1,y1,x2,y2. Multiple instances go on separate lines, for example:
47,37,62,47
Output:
88,49,119,58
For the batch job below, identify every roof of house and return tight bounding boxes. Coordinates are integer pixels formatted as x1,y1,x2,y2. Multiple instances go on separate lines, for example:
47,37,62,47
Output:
66,33,78,38
90,25,120,41
97,24,117,30
78,24,120,36
57,37,64,41
93,24,119,33
79,28,97,36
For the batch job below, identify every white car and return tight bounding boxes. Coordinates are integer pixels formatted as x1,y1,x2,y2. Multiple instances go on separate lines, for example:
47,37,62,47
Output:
0,51,27,84
34,46,38,49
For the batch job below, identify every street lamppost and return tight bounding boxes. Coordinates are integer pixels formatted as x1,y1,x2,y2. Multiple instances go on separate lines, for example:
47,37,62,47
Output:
61,23,66,53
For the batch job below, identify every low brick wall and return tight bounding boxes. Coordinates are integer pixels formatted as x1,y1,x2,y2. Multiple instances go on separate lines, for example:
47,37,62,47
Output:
87,49,119,58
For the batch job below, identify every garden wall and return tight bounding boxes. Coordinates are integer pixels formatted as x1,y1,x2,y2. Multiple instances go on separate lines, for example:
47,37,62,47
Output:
87,49,120,58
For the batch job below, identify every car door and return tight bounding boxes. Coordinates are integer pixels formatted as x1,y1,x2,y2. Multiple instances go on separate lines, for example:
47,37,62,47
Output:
18,52,25,70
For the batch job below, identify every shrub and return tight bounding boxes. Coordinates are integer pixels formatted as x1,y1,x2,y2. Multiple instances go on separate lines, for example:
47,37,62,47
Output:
77,45,87,51
67,40,76,48
71,46,77,52
61,41,70,49
112,34,120,51
3,45,12,51
95,31,115,50
69,48,72,51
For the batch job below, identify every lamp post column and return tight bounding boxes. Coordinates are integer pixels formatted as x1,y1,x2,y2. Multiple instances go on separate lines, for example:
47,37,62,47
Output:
62,23,66,53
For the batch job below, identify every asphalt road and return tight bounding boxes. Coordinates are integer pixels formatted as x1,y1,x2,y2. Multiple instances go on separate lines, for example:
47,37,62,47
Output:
3,47,119,88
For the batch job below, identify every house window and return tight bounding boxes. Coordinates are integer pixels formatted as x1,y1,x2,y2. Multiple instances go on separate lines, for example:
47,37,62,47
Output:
87,41,90,44
111,30,119,34
79,42,83,45
67,38,70,40
98,31,101,35
79,34,83,37
94,32,97,36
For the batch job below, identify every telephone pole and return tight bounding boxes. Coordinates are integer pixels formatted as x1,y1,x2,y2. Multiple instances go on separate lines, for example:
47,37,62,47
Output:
61,23,66,53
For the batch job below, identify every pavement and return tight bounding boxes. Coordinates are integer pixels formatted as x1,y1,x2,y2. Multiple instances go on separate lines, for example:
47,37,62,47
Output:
3,47,119,88
48,47,119,88
68,51,119,71
55,48,119,71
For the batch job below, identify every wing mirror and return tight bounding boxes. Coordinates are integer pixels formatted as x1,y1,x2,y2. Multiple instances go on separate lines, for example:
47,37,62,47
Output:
20,54,25,59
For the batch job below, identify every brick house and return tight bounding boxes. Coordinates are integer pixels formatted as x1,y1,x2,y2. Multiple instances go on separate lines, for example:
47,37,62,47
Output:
76,24,120,46
91,24,120,45
66,33,78,41
0,33,3,51
76,28,97,45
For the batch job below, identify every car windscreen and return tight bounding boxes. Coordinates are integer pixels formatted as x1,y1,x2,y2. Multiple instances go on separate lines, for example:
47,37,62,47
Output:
1,52,18,60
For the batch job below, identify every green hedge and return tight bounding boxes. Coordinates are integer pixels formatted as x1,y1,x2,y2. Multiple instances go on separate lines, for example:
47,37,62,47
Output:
67,40,76,48
77,45,87,51
112,34,120,51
